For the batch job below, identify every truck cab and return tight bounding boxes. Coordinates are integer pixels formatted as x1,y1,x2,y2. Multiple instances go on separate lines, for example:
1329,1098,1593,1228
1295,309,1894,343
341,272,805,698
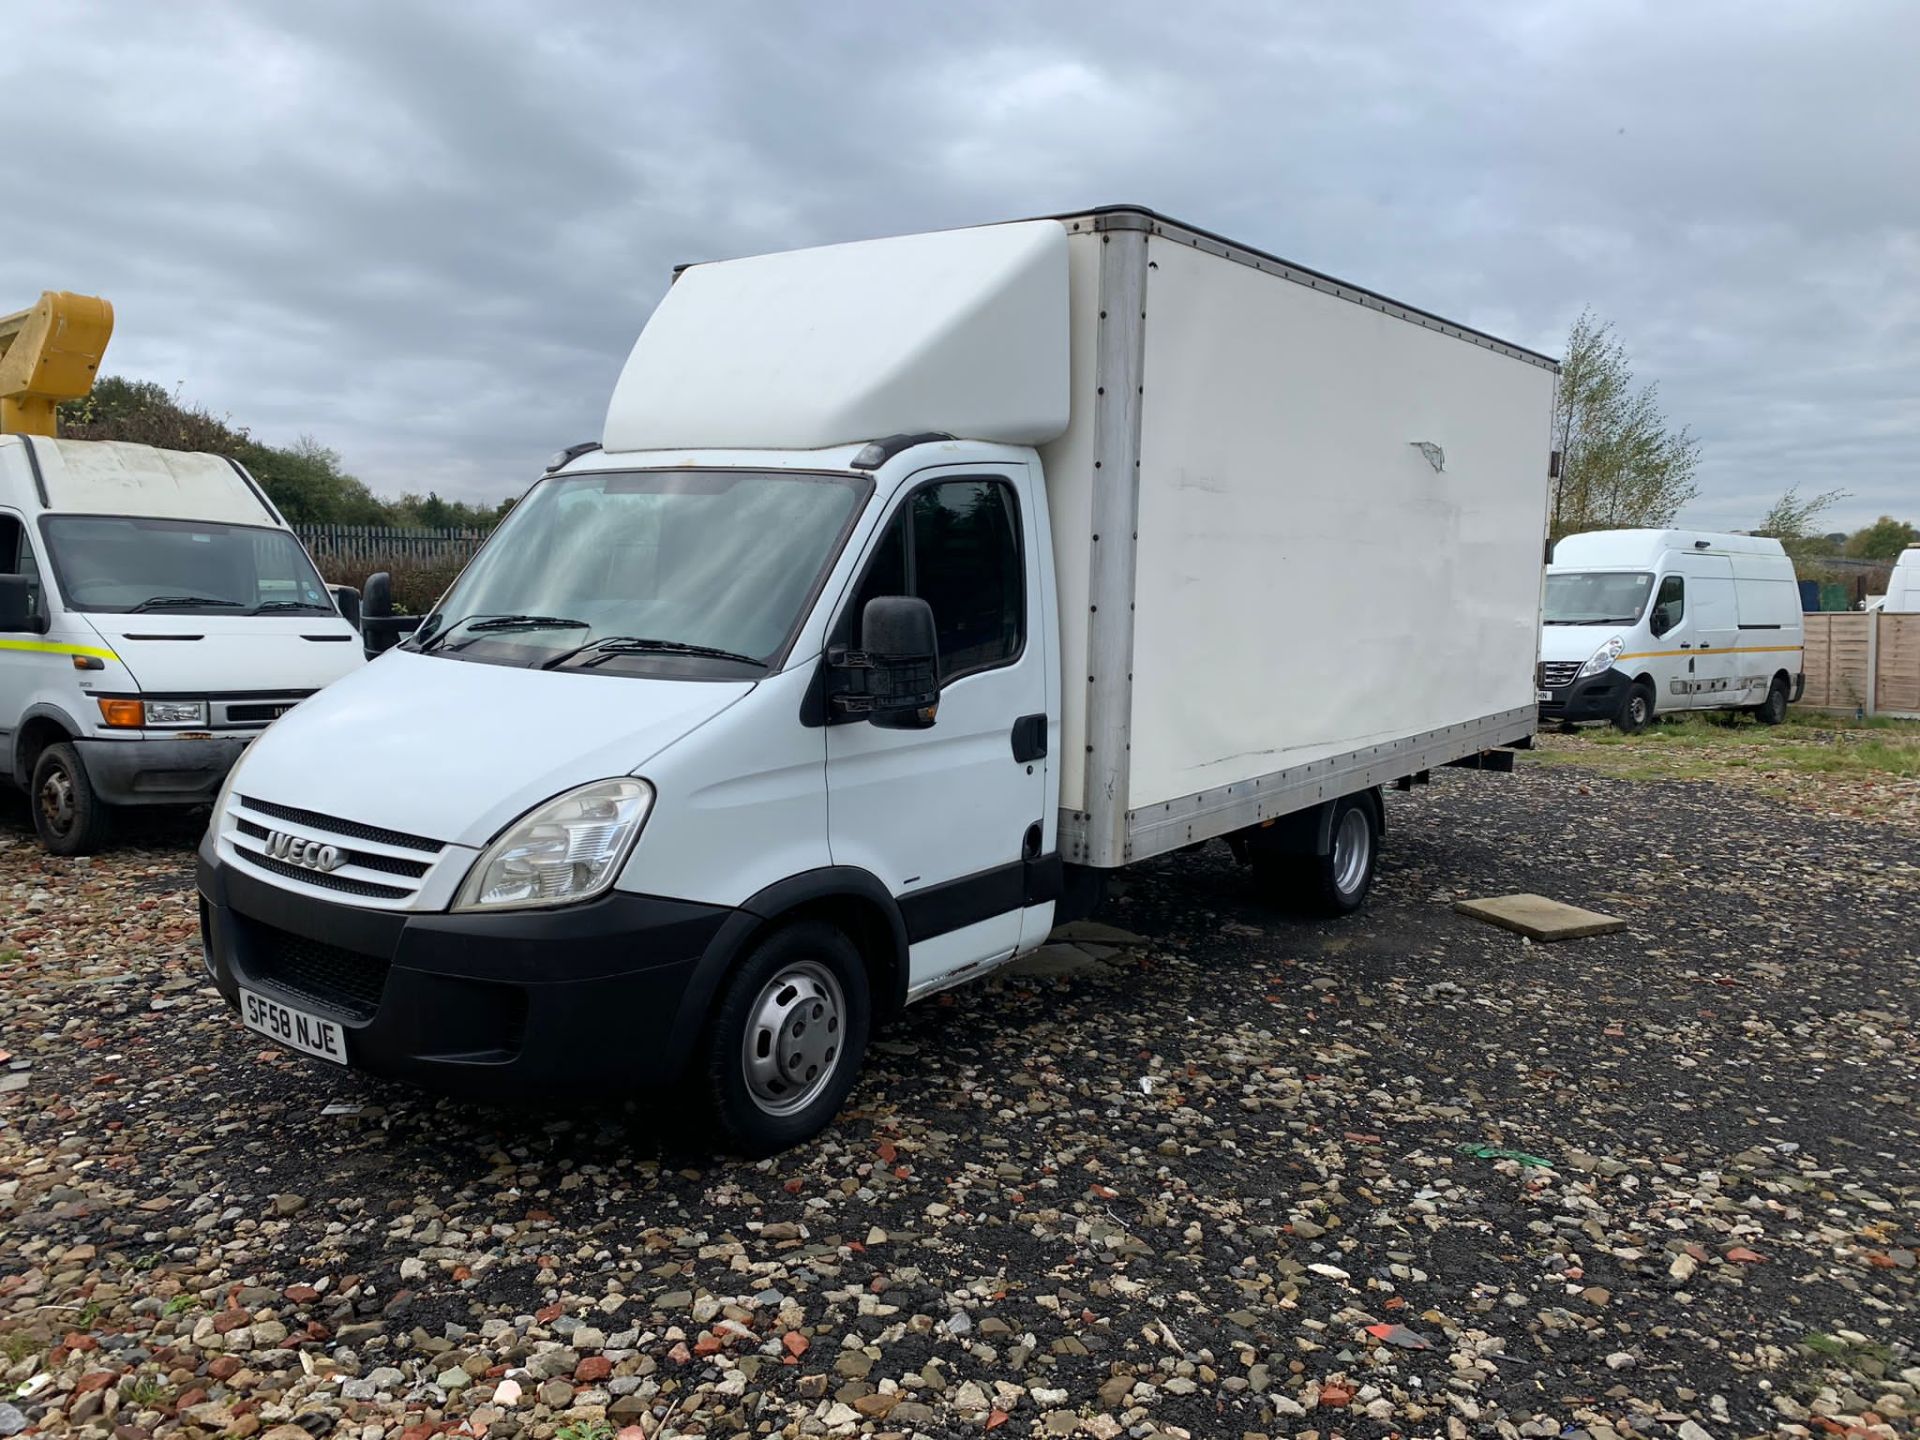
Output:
0,435,363,852
1539,529,1805,730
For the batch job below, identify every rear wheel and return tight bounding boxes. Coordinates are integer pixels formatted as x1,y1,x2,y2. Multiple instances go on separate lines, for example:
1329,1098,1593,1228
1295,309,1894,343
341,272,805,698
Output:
1615,682,1655,734
1251,792,1381,916
1756,676,1789,725
1307,794,1380,915
697,921,870,1157
31,742,111,856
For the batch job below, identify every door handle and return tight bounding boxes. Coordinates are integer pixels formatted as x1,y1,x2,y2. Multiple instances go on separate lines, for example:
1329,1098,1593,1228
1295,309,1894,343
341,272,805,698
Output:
1011,713,1048,763
1679,642,1692,649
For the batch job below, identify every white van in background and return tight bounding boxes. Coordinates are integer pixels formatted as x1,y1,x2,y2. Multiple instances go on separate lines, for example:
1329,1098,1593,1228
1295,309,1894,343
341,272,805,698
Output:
0,435,363,853
1882,546,1920,613
1538,529,1804,731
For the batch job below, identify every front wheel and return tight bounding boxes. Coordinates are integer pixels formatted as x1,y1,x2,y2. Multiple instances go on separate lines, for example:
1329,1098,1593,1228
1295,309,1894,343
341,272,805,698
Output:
31,742,111,856
696,921,871,1157
1756,676,1789,725
1614,682,1655,734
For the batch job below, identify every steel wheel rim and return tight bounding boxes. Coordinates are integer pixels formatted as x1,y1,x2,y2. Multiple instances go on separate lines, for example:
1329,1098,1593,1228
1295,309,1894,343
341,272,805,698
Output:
1332,807,1371,896
38,766,75,836
741,960,845,1117
1630,694,1649,725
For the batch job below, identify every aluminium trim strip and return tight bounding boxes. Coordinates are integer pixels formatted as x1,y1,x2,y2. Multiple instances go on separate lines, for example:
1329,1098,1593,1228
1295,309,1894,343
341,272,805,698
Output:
1057,704,1538,866
1055,207,1559,373
1078,225,1152,869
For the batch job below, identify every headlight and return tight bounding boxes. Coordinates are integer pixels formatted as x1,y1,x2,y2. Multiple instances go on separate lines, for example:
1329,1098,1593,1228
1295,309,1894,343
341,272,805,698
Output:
455,778,654,912
1578,635,1625,678
144,699,209,726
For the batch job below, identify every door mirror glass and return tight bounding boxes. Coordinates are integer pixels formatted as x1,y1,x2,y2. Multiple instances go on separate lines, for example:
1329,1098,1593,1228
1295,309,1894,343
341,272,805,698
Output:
328,584,362,630
0,574,46,634
859,595,940,729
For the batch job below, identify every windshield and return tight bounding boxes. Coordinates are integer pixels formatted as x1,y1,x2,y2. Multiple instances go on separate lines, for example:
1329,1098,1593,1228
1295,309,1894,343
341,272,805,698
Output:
412,468,868,676
1544,570,1655,625
40,515,334,615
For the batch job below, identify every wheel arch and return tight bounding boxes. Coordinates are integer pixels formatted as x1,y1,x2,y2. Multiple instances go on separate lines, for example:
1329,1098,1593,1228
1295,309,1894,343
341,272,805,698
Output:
12,704,82,784
663,867,909,1081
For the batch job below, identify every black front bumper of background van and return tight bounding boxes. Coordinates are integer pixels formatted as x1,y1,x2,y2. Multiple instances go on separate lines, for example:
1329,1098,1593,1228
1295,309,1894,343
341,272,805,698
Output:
1537,670,1629,724
197,836,738,1098
77,736,250,806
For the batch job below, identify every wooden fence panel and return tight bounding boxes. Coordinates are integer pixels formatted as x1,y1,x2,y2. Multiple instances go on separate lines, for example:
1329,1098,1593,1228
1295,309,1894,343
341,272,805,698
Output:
1800,612,1872,711
1878,613,1920,717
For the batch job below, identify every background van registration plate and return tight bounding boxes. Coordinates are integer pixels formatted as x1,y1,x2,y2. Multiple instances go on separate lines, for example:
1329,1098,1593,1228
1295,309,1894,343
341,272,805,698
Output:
240,988,347,1065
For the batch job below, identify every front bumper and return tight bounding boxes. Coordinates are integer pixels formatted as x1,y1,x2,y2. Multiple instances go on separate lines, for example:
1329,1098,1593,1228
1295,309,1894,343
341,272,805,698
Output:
76,735,250,807
1538,669,1630,723
197,838,734,1098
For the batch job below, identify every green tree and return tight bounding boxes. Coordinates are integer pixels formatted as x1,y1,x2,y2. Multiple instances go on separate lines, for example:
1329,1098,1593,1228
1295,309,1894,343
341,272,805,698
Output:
1550,310,1701,540
56,375,513,529
1845,515,1918,560
1753,483,1849,553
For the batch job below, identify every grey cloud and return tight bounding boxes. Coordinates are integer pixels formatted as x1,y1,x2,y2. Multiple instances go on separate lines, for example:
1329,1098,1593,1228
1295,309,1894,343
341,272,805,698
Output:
2,0,1913,528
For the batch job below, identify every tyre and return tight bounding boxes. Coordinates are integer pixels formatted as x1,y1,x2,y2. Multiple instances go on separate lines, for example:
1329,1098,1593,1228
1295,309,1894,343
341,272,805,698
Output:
1614,682,1655,733
1251,792,1381,917
696,921,870,1157
30,742,111,856
1756,676,1789,725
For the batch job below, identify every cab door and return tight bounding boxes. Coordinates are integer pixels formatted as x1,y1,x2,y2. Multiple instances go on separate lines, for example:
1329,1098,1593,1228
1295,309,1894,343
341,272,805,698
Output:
0,510,50,767
824,466,1050,995
1641,571,1690,711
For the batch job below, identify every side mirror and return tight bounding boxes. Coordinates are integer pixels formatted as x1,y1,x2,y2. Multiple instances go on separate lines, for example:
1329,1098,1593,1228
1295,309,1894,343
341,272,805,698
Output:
360,571,401,656
0,575,47,635
328,584,362,631
859,596,940,729
363,572,393,620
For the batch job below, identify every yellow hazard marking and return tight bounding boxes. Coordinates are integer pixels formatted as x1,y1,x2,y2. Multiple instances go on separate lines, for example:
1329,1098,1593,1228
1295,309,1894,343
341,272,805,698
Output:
1616,645,1803,661
0,637,118,661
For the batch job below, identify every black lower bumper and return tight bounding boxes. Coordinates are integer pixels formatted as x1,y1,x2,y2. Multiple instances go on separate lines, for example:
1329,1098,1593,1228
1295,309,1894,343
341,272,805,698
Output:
76,735,250,806
197,838,734,1098
1538,669,1630,723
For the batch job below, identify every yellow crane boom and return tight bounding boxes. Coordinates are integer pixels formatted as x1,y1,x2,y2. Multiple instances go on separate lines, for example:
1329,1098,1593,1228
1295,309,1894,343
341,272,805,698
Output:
0,291,115,436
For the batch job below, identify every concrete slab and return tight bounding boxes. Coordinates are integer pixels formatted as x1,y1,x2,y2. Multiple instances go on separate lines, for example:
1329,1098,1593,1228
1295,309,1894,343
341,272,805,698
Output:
1049,921,1148,947
1007,943,1109,978
1453,893,1626,942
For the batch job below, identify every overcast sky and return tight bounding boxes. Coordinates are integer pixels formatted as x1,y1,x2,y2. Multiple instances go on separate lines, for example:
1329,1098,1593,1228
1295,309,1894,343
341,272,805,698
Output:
4,1,1914,529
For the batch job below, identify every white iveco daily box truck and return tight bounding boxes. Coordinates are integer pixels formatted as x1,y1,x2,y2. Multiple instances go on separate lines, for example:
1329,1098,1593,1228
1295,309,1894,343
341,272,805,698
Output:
197,208,1557,1152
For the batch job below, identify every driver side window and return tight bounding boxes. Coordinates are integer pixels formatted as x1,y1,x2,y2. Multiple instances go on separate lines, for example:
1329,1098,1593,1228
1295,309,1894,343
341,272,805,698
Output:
1650,574,1684,637
0,515,43,614
839,477,1024,684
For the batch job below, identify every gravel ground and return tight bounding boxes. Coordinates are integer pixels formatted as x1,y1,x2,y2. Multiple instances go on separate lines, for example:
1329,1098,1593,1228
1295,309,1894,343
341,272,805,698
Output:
2,757,1917,1440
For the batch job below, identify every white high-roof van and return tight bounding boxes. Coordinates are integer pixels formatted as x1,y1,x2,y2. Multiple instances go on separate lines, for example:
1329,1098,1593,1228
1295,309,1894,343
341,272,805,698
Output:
0,435,362,853
1884,546,1920,613
1539,528,1804,730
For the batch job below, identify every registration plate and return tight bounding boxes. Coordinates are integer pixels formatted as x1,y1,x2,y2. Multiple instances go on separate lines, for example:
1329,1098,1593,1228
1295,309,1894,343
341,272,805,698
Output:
1536,689,1552,703
239,987,347,1065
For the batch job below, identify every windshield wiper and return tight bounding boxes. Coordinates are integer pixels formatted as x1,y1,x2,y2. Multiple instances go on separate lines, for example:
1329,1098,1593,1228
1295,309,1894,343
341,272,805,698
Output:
421,614,588,653
250,600,329,613
125,595,244,613
542,635,768,671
